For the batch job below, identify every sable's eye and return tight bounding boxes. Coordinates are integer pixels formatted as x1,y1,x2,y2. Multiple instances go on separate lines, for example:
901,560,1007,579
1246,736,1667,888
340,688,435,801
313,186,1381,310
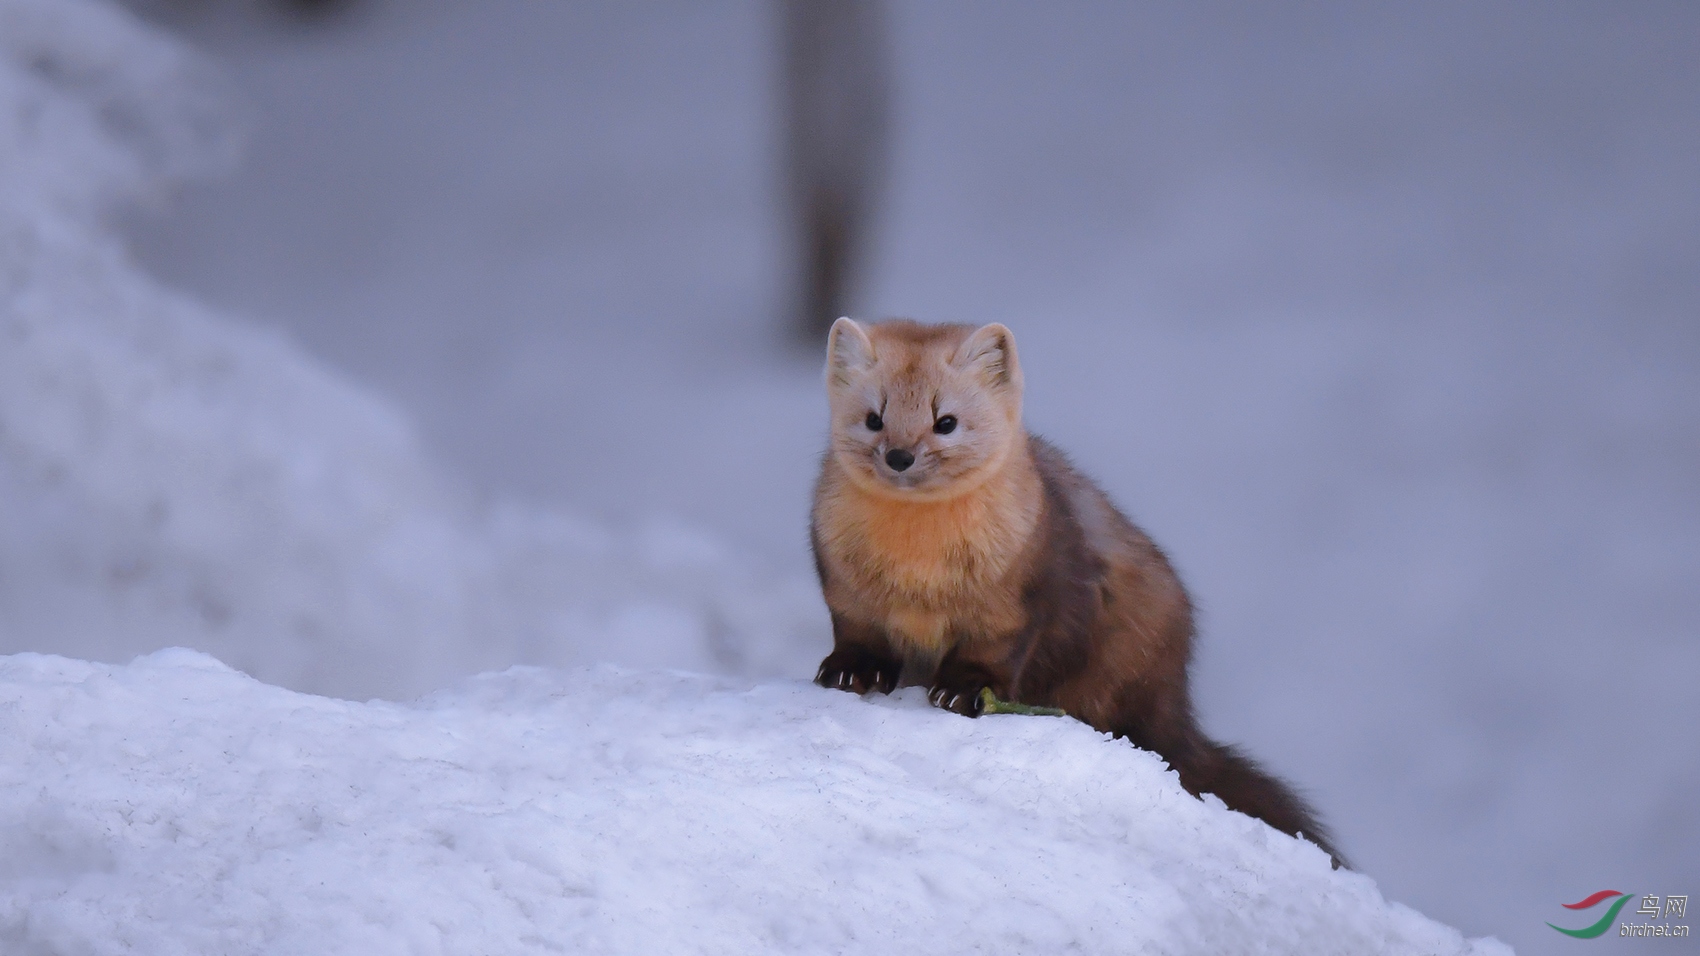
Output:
933,415,957,435
865,412,883,431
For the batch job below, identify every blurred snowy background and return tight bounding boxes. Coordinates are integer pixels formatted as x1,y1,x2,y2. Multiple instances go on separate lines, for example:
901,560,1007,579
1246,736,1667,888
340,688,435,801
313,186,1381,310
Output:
3,1,1695,953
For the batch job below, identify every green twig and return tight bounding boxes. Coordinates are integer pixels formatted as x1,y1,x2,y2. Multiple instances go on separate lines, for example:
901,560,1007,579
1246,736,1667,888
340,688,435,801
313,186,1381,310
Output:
978,688,1067,717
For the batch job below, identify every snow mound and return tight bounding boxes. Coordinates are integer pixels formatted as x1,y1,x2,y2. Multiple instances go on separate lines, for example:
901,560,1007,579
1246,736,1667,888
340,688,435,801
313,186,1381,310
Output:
0,650,1510,955
0,0,823,698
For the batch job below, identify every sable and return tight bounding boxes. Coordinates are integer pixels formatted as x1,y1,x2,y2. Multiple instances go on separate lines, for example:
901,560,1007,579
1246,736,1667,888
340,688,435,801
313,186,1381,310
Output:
811,317,1345,867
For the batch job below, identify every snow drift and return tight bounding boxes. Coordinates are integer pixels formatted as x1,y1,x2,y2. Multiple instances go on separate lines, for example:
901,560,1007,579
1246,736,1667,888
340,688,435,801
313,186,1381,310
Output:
0,0,822,699
0,650,1510,955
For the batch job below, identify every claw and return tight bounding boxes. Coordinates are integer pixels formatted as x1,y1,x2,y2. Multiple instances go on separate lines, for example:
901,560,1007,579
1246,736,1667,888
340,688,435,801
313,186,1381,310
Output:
817,649,902,698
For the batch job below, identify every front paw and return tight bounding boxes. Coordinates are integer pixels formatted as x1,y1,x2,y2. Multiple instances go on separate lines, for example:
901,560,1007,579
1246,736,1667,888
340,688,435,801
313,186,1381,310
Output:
927,673,991,717
815,647,900,695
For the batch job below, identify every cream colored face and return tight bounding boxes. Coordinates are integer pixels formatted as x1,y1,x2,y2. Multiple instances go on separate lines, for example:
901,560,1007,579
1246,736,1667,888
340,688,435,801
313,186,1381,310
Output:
825,319,1024,499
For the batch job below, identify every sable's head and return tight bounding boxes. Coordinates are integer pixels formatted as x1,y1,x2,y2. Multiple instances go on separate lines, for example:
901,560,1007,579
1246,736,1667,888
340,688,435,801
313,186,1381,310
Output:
824,318,1024,498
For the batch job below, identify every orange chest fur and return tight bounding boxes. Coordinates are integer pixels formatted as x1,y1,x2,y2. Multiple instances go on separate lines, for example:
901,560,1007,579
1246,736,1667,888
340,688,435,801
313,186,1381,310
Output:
856,495,997,592
816,473,1040,649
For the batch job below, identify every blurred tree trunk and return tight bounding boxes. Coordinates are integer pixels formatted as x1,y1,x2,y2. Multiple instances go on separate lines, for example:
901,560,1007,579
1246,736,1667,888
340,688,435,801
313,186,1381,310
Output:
780,0,891,346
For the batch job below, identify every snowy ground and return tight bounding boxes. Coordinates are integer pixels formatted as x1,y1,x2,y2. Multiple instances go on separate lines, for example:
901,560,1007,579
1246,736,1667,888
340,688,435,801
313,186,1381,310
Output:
3,0,1695,953
0,0,821,699
0,649,1508,956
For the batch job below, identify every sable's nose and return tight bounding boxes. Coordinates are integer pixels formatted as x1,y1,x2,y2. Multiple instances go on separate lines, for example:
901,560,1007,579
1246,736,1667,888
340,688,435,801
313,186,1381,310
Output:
885,448,915,472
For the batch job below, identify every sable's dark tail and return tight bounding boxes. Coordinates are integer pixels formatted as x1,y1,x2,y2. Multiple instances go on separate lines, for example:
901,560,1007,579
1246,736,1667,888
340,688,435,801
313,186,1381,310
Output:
1174,734,1347,869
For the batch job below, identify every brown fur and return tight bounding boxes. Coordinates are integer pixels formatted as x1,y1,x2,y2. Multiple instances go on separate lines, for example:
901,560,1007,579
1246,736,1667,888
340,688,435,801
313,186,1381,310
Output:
812,318,1344,866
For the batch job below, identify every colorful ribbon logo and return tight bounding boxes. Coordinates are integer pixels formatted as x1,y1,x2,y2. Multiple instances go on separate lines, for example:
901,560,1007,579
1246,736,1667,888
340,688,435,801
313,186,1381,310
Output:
1549,890,1635,939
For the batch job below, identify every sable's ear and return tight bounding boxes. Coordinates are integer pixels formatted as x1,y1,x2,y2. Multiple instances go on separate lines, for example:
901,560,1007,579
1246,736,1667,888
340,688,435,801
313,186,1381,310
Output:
826,317,875,386
952,323,1022,392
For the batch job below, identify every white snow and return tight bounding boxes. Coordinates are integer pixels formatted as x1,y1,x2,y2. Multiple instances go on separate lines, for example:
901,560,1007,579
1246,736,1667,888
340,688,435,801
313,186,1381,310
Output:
0,649,1511,955
0,0,820,700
